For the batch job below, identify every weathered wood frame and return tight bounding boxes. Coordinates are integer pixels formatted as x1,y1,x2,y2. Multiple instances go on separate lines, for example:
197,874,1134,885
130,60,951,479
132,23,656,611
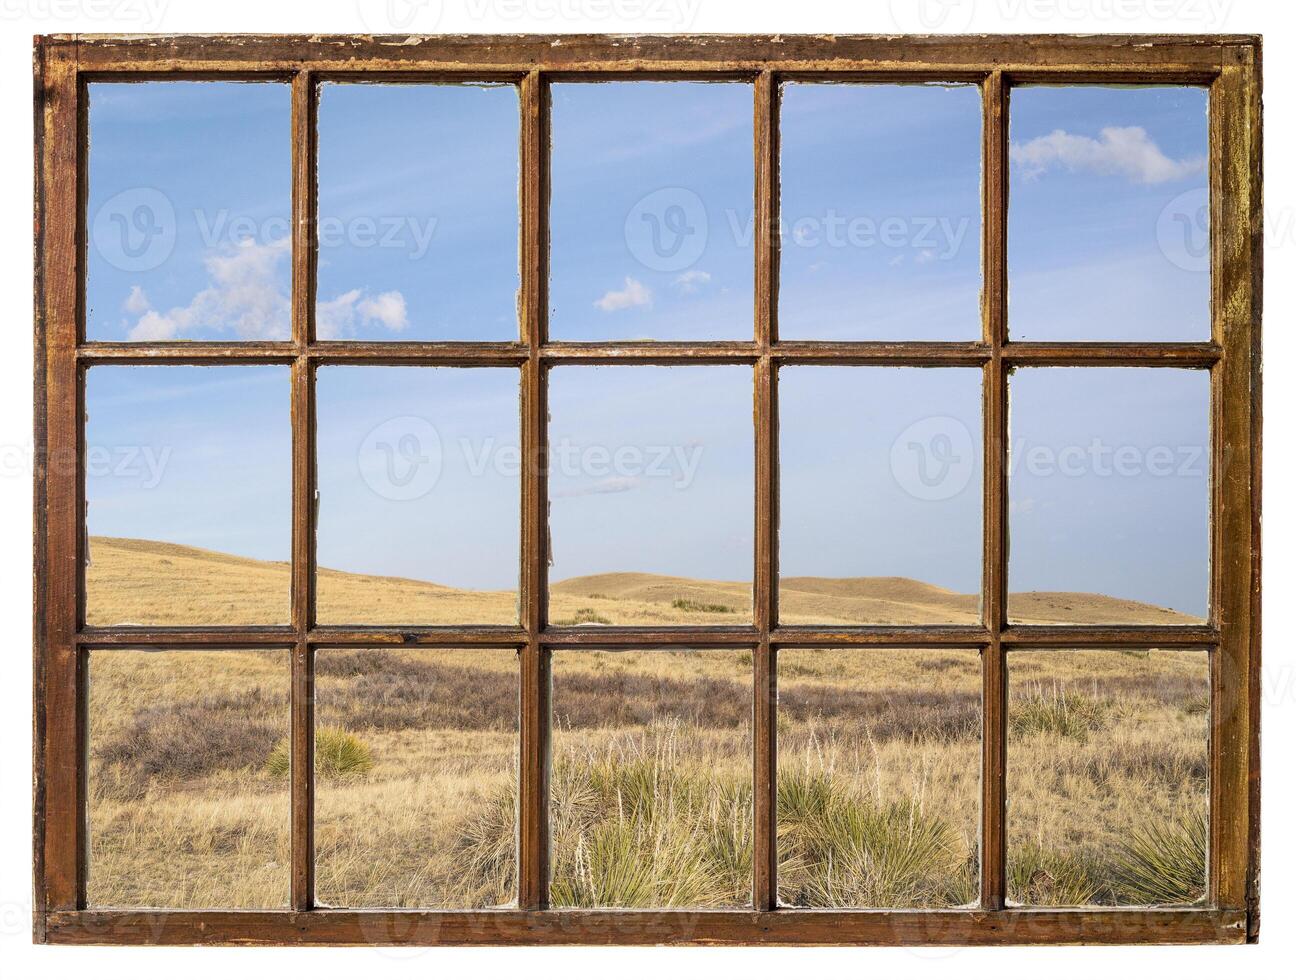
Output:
33,33,1262,946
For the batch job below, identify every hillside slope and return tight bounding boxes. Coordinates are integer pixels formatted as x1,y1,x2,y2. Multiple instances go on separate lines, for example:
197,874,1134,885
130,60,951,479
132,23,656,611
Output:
85,537,1199,627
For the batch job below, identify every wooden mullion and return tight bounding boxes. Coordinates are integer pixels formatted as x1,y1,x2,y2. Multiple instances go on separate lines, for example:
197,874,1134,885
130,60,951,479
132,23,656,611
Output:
35,38,84,920
752,69,779,911
980,69,1010,912
43,906,1248,946
289,69,318,912
518,69,550,911
67,33,1247,74
1208,46,1261,920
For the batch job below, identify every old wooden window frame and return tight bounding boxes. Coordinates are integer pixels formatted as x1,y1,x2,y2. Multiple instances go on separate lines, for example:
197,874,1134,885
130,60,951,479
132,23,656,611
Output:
33,33,1262,946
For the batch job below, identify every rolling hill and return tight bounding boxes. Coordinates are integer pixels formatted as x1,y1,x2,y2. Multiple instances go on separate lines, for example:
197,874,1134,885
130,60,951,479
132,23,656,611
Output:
84,536,1199,628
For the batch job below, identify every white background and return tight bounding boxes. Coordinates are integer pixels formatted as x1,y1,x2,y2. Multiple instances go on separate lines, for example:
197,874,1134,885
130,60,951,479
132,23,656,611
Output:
0,1,1290,976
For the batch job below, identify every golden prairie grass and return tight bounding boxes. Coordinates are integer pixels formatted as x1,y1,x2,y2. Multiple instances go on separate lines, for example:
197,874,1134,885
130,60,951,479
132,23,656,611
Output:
86,537,1201,628
84,539,1208,910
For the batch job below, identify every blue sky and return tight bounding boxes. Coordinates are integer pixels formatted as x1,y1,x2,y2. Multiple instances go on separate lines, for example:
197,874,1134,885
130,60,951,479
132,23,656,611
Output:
84,81,1212,618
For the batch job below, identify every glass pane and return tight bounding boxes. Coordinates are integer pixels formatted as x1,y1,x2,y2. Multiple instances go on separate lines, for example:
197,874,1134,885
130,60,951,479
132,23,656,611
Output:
87,82,291,342
779,83,982,340
1008,368,1208,624
779,367,982,625
1007,649,1209,907
1009,86,1210,341
549,82,754,341
314,649,518,908
778,649,981,908
315,367,520,625
85,365,291,626
550,650,752,908
87,650,290,909
316,83,520,340
547,366,753,625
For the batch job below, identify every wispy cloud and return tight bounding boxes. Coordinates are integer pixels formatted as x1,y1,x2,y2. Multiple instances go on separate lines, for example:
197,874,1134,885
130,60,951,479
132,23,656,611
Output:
554,476,642,498
673,270,712,294
594,277,653,313
1010,126,1205,185
126,238,408,341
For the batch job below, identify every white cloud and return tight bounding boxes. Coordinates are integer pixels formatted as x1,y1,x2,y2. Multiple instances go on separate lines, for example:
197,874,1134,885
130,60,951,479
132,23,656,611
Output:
124,237,408,341
317,288,409,339
1010,126,1205,185
124,285,150,315
915,249,936,265
673,270,712,294
594,277,653,313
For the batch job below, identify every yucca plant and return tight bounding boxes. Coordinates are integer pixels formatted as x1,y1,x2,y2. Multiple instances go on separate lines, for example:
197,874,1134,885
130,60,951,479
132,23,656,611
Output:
1111,810,1207,906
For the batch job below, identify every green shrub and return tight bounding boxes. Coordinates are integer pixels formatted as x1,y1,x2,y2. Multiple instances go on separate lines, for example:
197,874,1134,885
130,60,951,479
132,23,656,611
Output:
265,726,374,779
1111,810,1207,906
554,607,611,626
671,598,735,614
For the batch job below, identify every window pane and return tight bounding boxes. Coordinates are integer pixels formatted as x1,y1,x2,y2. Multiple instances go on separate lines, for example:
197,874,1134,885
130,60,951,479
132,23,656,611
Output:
316,83,520,340
87,82,291,342
779,367,982,625
85,366,291,626
779,83,981,340
315,367,520,625
547,366,753,625
1007,649,1209,907
1009,86,1209,341
778,649,981,908
1008,368,1208,624
314,649,518,908
549,82,754,341
550,650,752,908
87,650,290,909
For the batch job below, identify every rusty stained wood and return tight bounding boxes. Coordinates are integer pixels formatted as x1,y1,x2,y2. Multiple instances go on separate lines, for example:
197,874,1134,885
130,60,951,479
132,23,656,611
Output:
33,33,1262,946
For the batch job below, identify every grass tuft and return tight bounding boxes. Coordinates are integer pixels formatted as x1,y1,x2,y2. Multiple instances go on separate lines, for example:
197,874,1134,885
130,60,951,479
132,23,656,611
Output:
266,726,374,779
1010,683,1106,741
671,598,736,614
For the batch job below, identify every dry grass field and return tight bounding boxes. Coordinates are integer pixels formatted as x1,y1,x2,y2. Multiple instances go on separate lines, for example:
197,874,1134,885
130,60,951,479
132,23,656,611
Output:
85,537,1207,911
